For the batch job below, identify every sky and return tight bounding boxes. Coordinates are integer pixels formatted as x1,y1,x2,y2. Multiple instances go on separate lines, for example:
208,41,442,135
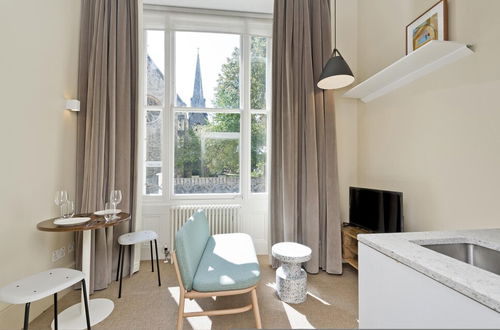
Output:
147,30,240,107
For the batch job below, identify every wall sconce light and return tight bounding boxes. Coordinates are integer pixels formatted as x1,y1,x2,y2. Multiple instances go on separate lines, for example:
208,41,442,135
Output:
65,99,80,112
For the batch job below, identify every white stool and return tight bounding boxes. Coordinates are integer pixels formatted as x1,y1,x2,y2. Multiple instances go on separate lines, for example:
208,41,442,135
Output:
272,242,312,304
117,230,161,298
0,268,90,330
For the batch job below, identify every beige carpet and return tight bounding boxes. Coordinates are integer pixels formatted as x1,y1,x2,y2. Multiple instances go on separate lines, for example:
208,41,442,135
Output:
30,256,358,329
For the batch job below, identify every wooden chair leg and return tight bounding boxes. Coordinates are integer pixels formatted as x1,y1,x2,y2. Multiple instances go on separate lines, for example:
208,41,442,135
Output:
177,289,185,330
251,288,262,329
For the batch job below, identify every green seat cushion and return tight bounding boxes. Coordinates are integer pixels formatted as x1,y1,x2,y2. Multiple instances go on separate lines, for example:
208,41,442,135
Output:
175,210,210,291
192,233,260,292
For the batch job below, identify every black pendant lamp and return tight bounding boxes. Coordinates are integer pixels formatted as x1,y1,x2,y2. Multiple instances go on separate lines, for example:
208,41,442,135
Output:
317,0,354,89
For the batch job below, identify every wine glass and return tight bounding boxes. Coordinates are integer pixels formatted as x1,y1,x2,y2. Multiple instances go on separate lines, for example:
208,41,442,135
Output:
54,191,68,218
104,202,114,222
110,190,122,214
62,200,75,218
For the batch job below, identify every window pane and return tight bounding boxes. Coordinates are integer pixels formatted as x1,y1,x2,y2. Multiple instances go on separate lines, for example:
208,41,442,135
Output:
250,36,268,110
146,166,162,195
251,114,267,193
175,32,240,109
174,112,240,194
146,30,165,106
145,110,162,195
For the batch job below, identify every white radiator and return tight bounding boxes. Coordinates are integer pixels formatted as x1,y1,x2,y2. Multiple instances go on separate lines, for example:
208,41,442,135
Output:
169,204,242,249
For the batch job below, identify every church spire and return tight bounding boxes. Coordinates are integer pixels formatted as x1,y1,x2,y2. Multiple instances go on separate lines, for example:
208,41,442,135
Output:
190,49,205,108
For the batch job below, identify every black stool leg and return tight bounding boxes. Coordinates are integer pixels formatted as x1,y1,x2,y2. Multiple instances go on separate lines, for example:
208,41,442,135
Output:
118,245,125,298
81,279,91,330
154,239,161,286
53,293,58,330
150,240,154,272
116,245,122,281
23,302,30,330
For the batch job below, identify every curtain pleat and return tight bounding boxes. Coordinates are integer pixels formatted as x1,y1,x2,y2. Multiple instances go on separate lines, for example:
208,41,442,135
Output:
271,0,342,274
76,0,139,293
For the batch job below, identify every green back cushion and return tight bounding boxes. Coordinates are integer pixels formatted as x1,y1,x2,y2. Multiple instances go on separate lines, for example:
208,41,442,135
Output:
175,210,210,291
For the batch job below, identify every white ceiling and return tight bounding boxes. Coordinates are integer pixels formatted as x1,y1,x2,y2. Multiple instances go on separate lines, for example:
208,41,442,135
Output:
143,0,274,14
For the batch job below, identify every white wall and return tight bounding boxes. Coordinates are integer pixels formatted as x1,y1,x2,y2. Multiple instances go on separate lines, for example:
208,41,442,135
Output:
356,0,500,231
0,0,80,327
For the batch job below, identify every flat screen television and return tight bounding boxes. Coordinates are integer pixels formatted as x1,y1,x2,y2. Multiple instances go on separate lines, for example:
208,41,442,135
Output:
349,186,403,233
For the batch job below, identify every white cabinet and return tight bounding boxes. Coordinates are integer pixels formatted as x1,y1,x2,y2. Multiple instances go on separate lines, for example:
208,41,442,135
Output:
358,242,500,328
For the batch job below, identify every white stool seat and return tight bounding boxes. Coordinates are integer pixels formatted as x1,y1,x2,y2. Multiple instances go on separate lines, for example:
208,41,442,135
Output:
272,242,312,264
0,268,84,305
118,230,158,245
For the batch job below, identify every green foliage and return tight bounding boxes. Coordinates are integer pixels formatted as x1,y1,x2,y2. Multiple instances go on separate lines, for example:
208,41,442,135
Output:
248,37,268,178
174,126,201,177
209,113,240,133
199,113,240,176
251,114,267,177
207,37,268,177
202,139,239,175
213,47,240,109
250,37,267,110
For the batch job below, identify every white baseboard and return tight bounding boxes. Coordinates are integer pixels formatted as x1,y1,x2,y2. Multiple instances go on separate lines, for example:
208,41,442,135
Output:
134,260,141,273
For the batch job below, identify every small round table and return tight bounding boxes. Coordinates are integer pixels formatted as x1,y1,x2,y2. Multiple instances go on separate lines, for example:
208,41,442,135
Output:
272,242,312,304
37,212,130,329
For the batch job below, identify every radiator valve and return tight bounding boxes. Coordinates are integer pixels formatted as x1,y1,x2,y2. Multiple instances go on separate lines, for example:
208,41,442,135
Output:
164,244,171,263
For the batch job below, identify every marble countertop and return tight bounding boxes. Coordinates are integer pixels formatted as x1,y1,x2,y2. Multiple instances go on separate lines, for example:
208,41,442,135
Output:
358,228,500,313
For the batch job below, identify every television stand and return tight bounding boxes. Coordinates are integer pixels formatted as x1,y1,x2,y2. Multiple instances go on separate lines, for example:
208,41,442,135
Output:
342,223,373,270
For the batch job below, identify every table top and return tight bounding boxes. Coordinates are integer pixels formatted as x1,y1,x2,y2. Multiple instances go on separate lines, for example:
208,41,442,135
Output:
272,242,312,263
37,212,130,232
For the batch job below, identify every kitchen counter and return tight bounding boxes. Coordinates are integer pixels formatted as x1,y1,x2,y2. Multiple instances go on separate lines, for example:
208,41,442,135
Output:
358,229,500,313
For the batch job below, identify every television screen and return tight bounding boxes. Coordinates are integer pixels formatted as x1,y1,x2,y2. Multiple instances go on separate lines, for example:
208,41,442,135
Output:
349,186,403,233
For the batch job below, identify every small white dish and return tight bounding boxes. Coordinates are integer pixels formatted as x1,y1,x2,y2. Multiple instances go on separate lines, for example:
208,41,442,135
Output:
54,217,91,226
94,209,121,216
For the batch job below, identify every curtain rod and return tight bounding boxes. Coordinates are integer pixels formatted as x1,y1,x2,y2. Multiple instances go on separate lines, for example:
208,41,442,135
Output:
144,4,273,20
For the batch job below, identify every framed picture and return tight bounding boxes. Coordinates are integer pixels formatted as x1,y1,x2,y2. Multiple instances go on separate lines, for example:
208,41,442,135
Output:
406,0,448,54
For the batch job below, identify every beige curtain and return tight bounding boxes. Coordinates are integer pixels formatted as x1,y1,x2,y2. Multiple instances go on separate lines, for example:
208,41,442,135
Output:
271,0,342,274
75,0,139,292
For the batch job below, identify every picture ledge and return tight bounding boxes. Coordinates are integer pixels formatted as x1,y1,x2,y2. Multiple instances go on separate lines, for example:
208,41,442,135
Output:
343,40,473,103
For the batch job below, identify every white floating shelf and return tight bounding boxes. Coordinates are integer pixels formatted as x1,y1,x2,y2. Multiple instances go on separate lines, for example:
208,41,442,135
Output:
343,41,473,103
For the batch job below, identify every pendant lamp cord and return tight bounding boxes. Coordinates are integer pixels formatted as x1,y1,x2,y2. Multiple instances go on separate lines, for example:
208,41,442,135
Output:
334,0,337,50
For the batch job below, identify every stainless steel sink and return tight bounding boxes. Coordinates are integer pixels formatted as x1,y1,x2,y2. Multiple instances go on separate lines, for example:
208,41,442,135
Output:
421,243,500,276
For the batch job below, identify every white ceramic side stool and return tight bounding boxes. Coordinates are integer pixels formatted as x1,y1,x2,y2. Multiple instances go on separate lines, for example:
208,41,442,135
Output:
272,242,312,304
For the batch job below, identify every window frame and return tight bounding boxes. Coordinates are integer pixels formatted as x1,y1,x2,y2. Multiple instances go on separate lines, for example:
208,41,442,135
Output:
142,8,272,202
